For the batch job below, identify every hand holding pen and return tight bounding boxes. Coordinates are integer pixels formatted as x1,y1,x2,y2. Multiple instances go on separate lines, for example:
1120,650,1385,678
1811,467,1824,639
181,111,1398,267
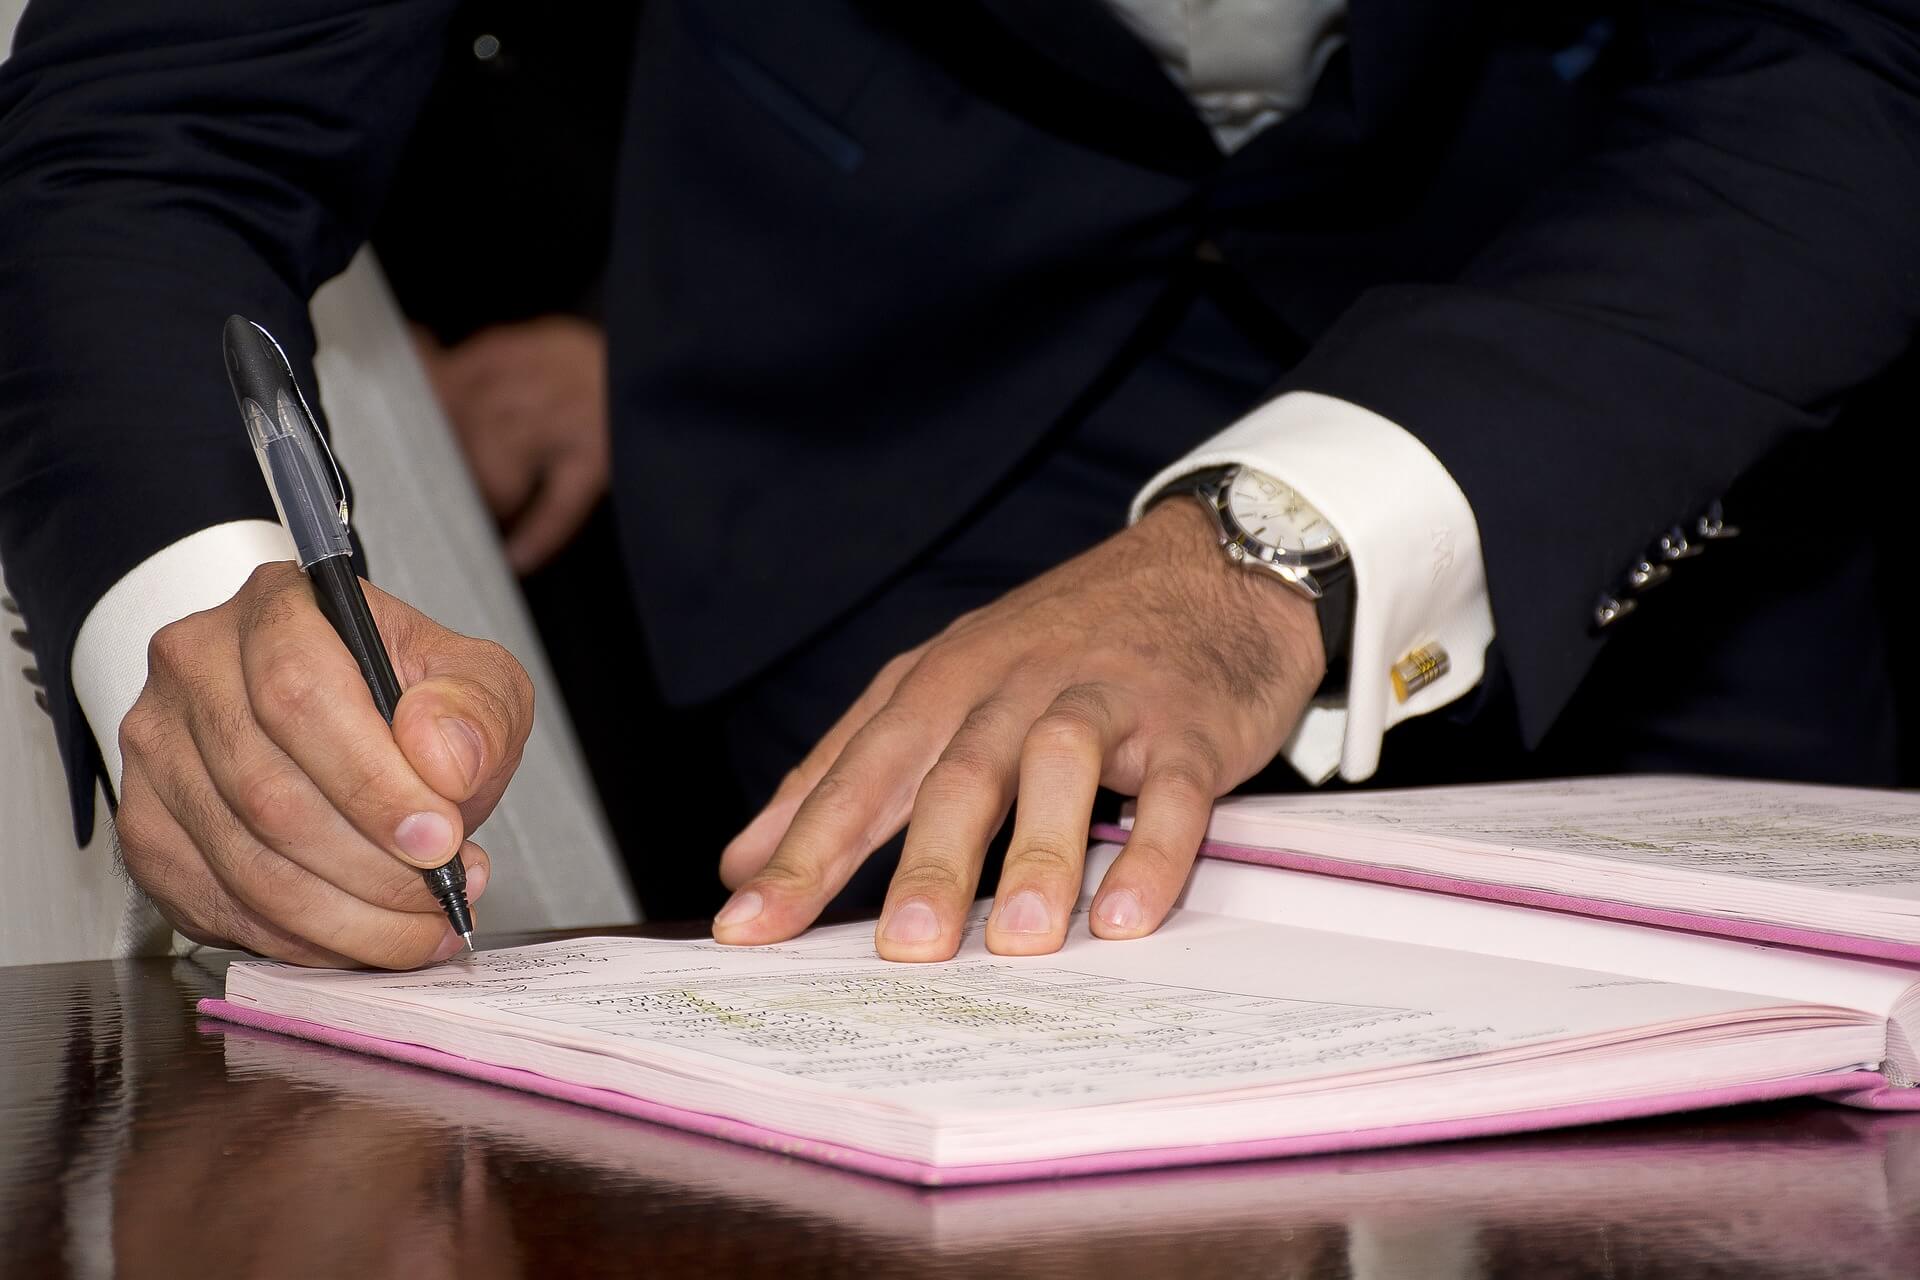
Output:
226,314,499,951
104,321,536,968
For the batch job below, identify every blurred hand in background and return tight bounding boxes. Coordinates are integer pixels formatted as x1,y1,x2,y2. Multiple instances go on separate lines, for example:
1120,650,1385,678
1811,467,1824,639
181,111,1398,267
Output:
413,316,609,575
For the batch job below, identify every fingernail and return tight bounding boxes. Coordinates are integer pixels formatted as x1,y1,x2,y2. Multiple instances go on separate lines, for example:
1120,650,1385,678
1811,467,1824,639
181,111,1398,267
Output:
396,811,456,861
714,890,764,929
466,858,489,899
438,717,485,790
995,889,1052,935
1098,888,1143,932
881,898,940,945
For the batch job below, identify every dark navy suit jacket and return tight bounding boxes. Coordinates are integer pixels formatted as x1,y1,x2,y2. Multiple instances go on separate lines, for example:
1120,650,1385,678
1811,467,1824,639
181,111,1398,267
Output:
2,0,1917,841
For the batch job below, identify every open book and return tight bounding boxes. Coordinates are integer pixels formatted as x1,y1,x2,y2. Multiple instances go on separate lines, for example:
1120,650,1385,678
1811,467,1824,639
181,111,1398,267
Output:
1098,775,1920,962
204,831,1920,1185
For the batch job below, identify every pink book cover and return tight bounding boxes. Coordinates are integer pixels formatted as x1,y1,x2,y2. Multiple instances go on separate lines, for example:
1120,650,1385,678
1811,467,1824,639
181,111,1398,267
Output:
196,997,1916,1187
1088,823,1920,966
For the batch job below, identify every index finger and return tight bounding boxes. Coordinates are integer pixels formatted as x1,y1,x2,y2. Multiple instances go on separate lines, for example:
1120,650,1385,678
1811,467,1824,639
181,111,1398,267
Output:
719,645,925,889
712,697,954,946
238,579,466,870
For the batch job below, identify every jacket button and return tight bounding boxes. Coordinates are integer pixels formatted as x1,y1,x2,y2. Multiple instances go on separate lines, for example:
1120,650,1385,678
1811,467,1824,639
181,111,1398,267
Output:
1695,501,1739,541
1594,595,1637,628
1625,560,1671,591
1657,528,1702,560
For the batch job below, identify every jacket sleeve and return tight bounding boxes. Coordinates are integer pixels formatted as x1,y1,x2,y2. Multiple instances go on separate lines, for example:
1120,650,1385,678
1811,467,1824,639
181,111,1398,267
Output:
0,0,457,841
1277,0,1920,746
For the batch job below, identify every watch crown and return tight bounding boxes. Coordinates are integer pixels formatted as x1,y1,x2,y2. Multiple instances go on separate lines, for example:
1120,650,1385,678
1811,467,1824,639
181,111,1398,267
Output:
1225,541,1247,563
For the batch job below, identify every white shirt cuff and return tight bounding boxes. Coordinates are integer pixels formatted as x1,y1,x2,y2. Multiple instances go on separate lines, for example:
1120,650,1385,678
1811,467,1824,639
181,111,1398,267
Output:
1131,391,1494,784
72,520,297,795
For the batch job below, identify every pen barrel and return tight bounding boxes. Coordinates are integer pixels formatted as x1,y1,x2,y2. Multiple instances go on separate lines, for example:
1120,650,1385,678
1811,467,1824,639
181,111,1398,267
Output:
307,552,474,941
309,555,404,724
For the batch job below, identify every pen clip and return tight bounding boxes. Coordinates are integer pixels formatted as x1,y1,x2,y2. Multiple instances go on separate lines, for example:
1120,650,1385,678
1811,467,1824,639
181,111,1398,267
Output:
308,394,351,534
251,321,350,534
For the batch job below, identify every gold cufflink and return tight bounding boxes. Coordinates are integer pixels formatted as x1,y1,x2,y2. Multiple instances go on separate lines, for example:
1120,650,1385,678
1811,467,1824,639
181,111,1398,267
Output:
1391,644,1450,702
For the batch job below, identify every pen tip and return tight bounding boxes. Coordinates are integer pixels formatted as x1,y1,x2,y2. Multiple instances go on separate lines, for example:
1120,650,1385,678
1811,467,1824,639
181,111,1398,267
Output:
462,933,476,954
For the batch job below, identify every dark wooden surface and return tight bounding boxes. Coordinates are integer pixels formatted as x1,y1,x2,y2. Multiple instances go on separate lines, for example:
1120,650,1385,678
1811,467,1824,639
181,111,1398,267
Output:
5,926,1920,1279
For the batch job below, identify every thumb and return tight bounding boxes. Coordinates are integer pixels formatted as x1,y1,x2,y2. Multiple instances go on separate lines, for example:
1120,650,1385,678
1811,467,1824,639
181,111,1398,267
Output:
381,618,536,827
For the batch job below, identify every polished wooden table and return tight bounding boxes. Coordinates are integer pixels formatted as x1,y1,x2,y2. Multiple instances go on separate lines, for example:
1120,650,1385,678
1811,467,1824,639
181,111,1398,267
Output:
5,926,1919,1279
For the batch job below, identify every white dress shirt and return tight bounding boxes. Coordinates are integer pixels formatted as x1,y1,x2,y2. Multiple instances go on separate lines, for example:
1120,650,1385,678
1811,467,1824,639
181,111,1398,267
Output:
72,0,1493,793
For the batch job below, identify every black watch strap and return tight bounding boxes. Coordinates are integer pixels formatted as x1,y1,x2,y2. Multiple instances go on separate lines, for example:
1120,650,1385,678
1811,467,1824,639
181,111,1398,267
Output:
1312,562,1355,696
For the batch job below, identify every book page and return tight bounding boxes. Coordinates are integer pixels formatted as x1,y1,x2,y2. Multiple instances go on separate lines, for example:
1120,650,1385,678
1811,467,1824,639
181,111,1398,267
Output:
1204,777,1920,898
226,906,1861,1114
1118,846,1920,1023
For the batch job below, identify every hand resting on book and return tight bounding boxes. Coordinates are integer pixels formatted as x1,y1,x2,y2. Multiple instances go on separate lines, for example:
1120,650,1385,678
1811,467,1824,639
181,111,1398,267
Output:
714,499,1325,961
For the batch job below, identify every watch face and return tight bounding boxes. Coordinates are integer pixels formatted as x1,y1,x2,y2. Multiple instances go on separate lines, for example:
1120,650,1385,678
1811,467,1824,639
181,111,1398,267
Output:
1225,470,1341,556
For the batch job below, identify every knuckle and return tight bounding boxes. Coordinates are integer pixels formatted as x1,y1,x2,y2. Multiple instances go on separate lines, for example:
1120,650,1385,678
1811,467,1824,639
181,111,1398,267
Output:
955,697,1010,740
1009,833,1081,880
369,866,432,913
237,566,308,635
471,635,523,687
753,856,823,896
864,699,929,742
239,840,311,902
145,622,190,677
801,769,870,826
335,743,408,823
1052,683,1113,723
251,655,327,730
890,859,970,900
1026,710,1100,758
506,652,536,717
462,638,535,740
924,741,1004,800
1151,757,1216,800
1172,728,1226,784
1122,834,1187,877
118,700,169,762
235,765,312,843
242,560,298,597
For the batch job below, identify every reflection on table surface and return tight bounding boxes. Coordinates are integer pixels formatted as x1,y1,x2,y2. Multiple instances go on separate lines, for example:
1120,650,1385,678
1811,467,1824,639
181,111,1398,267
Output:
4,944,1919,1279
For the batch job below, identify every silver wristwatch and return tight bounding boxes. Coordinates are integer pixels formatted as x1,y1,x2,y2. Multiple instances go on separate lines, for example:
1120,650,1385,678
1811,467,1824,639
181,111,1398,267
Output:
1177,465,1355,674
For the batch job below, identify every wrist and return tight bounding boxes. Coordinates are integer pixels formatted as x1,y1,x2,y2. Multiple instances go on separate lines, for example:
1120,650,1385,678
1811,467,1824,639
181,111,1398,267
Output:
1137,498,1328,694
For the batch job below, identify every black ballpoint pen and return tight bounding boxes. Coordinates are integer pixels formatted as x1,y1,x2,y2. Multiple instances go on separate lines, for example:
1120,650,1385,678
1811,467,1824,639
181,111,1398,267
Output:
221,315,477,953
